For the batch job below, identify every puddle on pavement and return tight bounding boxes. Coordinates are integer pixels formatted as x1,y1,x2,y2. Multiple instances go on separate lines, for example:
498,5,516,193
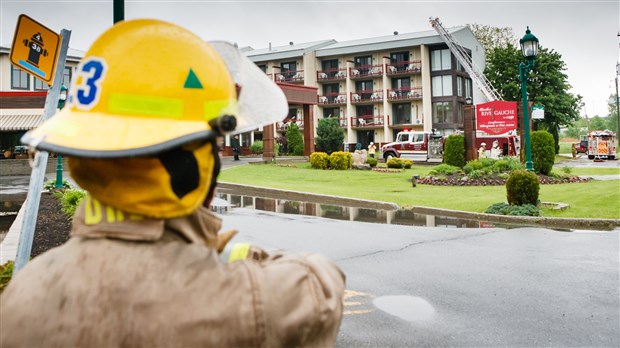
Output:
373,295,436,322
214,188,502,229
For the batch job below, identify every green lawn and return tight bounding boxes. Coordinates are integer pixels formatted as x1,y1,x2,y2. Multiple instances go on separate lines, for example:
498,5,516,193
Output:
219,163,620,219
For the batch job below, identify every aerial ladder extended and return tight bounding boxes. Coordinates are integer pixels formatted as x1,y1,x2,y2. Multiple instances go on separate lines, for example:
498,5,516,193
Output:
429,17,502,102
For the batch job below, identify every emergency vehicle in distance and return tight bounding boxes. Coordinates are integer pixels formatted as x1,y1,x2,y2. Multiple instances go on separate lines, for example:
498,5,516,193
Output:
381,130,521,161
584,130,617,160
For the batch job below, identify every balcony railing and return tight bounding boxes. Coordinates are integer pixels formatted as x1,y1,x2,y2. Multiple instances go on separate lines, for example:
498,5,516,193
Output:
350,114,387,128
318,93,347,105
317,68,347,82
350,90,383,104
385,60,422,76
274,70,304,83
349,64,383,79
277,117,303,131
387,87,422,101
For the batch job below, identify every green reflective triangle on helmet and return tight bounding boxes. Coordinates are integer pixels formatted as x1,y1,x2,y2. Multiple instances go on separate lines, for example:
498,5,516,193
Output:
184,69,203,89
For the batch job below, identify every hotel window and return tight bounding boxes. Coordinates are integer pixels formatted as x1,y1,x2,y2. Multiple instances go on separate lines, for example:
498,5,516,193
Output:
323,107,340,118
391,77,411,97
457,76,463,97
392,103,412,125
11,65,30,90
390,51,408,71
322,83,339,102
354,55,372,74
355,80,373,100
34,77,49,90
258,64,267,73
281,61,296,78
322,59,338,78
432,75,452,97
465,78,472,98
432,102,454,123
431,49,451,71
62,66,72,87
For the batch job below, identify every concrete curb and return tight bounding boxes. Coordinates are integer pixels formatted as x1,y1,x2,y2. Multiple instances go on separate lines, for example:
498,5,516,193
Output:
218,182,620,231
0,198,27,264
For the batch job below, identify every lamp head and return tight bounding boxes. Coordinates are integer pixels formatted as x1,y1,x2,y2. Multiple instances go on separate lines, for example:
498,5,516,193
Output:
519,27,539,60
58,84,68,109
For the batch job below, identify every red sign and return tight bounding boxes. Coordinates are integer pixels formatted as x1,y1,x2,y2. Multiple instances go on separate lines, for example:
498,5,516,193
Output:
476,100,517,135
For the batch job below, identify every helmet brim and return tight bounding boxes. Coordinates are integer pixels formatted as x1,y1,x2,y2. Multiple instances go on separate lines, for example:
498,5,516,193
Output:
22,109,217,158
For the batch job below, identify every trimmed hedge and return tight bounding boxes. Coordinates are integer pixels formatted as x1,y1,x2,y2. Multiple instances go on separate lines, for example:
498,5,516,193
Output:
329,151,352,170
443,134,465,168
506,169,540,206
531,130,555,175
310,152,330,169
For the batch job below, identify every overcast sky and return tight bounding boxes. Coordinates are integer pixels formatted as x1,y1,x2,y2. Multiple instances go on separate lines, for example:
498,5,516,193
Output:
2,0,618,118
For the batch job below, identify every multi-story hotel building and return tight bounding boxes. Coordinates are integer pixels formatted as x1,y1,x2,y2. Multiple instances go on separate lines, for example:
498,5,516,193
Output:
238,25,484,151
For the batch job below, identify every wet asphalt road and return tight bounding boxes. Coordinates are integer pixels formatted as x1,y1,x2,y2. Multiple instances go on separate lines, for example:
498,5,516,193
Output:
222,209,619,347
1,156,619,346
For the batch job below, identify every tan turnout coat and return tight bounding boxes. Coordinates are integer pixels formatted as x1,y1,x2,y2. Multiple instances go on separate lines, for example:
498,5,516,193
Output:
1,199,345,347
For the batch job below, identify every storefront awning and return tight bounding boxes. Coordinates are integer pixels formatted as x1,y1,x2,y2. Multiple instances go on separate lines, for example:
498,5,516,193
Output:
1,114,43,131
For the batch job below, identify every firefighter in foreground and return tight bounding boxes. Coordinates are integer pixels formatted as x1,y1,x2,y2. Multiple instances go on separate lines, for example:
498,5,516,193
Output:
1,19,345,347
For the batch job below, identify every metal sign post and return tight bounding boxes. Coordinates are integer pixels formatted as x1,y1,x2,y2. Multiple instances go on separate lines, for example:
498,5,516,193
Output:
13,27,72,275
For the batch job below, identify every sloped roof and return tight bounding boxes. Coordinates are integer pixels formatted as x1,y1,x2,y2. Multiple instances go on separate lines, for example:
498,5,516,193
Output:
244,39,336,62
1,114,43,131
315,26,468,57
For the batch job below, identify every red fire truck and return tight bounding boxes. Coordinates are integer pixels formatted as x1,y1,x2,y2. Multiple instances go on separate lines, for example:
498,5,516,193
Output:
381,131,444,161
586,130,617,160
381,130,520,161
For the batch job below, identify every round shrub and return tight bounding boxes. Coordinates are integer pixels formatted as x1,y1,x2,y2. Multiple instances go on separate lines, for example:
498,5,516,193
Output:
367,157,378,167
329,151,352,170
386,158,404,168
443,134,465,168
403,159,413,169
531,130,555,175
250,140,263,154
506,169,540,206
310,152,329,169
462,164,473,174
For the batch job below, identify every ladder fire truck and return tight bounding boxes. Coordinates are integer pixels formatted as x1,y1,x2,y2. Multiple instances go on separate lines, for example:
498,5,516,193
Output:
384,19,521,162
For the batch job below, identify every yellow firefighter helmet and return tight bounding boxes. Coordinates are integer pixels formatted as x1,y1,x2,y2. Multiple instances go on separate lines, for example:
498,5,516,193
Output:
22,19,287,218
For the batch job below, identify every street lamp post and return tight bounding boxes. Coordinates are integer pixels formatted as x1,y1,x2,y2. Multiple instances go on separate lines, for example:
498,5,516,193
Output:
519,27,539,172
55,84,68,189
616,62,620,135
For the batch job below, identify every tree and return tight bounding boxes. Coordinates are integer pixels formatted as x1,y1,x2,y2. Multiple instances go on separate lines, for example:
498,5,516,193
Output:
286,123,304,156
315,117,344,154
468,24,516,57
483,45,582,154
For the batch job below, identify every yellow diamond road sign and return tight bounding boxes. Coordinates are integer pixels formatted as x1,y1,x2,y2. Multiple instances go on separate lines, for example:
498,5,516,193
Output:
10,14,60,85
